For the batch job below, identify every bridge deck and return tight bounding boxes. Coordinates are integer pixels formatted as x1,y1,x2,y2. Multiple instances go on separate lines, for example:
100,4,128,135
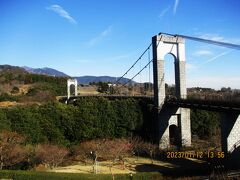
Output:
166,99,240,112
58,95,153,103
59,95,240,112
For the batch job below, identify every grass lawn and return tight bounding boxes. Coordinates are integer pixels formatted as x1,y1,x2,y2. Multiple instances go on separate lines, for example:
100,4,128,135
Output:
0,170,162,180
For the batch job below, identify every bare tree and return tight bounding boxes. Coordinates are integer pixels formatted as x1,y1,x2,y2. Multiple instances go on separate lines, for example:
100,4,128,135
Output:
131,136,144,160
73,139,105,174
139,142,158,164
0,130,26,169
99,138,133,180
73,138,133,176
35,144,68,169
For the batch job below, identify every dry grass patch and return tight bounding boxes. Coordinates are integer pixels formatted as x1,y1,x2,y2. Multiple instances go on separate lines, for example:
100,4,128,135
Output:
78,86,99,95
0,101,19,107
49,156,177,174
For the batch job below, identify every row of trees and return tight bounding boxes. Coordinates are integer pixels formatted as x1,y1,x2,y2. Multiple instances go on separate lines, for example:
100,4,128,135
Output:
0,130,68,170
0,130,158,171
0,97,220,145
0,98,150,145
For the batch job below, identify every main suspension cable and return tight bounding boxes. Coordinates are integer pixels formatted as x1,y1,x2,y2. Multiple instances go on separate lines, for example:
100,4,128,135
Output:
160,32,240,50
120,37,161,87
116,43,152,84
122,59,153,87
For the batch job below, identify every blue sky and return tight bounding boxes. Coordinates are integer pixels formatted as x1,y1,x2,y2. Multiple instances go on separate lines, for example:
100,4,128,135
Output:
0,0,240,89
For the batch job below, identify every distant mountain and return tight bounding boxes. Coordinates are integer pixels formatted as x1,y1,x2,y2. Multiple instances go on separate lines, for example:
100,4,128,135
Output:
22,66,69,77
0,65,27,74
75,76,135,84
4,65,134,84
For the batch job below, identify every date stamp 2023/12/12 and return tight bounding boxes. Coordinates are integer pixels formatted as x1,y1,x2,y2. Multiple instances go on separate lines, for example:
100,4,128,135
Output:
166,151,225,159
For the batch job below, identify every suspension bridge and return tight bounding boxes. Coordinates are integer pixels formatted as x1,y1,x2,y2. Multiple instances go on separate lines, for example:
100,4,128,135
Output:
60,32,240,166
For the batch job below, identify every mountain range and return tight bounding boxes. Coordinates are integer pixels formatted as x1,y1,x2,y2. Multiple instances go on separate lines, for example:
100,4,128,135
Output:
74,76,132,84
22,66,134,84
22,66,69,77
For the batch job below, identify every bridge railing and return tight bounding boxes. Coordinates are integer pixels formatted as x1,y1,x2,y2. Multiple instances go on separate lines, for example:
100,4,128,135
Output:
166,97,240,107
165,97,240,112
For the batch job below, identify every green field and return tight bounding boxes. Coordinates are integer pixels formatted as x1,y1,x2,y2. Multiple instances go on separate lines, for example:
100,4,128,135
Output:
0,170,162,180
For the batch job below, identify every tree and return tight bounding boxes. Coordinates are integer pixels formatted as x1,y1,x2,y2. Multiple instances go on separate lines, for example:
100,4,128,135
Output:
0,130,26,169
191,109,220,139
0,110,10,130
102,139,133,169
221,87,231,92
139,142,158,164
73,138,133,176
6,107,43,144
97,82,109,93
11,86,20,94
131,137,144,160
24,144,36,169
26,87,38,96
35,144,68,169
38,103,69,145
72,139,105,173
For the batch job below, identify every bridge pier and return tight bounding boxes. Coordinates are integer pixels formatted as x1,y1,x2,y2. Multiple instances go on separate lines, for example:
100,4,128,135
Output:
221,113,240,153
221,112,240,167
152,34,191,149
158,107,191,148
180,108,191,147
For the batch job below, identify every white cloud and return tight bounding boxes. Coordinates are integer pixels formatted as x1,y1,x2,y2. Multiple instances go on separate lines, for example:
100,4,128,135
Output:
88,25,112,46
173,0,180,15
186,63,197,71
101,26,112,36
159,6,170,18
193,50,213,56
199,49,233,66
187,49,233,72
46,4,77,24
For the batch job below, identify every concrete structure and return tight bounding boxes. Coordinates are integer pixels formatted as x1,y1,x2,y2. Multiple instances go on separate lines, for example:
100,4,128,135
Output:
221,113,240,153
67,79,78,99
220,113,240,167
152,34,191,148
151,33,240,164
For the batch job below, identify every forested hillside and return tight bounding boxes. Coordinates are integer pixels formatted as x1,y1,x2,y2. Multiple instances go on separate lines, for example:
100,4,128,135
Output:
0,97,220,146
0,66,222,172
0,65,67,104
0,98,148,145
0,65,221,146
